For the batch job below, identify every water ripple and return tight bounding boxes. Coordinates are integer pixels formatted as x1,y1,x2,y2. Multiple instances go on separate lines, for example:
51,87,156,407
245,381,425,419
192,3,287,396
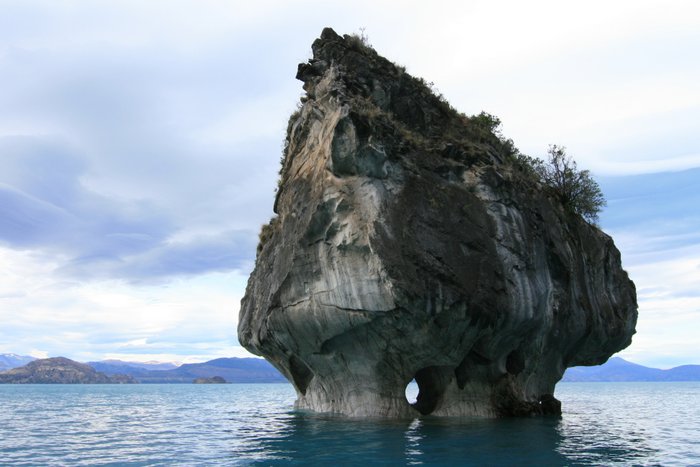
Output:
0,382,698,465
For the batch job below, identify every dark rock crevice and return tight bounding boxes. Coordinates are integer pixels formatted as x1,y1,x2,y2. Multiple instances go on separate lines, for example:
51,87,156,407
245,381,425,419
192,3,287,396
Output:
411,366,453,415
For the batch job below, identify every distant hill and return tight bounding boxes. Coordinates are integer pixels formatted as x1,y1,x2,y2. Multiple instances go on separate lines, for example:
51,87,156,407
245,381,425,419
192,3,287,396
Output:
93,359,180,371
0,357,135,384
87,360,180,379
91,357,286,383
563,357,700,382
5,355,698,384
0,354,36,371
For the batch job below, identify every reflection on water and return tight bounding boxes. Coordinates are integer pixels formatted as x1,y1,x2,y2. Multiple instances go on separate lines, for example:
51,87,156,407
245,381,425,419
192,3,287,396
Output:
0,382,697,465
239,411,570,466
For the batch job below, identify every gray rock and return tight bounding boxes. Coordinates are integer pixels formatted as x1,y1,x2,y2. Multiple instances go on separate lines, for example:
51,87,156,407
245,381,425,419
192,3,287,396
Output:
238,28,637,418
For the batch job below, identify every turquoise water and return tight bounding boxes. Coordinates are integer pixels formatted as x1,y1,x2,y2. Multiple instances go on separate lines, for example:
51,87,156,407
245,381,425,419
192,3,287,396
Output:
0,382,698,465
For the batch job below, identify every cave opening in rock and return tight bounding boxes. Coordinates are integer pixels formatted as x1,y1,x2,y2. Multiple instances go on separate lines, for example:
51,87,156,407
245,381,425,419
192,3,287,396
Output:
288,356,313,395
406,366,453,415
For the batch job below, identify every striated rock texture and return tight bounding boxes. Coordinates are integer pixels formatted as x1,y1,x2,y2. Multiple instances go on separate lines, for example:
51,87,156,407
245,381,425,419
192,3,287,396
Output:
238,28,637,418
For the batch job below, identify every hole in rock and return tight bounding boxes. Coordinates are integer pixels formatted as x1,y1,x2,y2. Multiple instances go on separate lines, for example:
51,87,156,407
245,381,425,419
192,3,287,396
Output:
506,350,525,375
405,379,418,405
407,366,452,415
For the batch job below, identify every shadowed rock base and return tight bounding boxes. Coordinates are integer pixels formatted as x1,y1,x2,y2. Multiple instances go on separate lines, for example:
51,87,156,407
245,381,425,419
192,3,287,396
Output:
238,28,637,418
293,371,562,418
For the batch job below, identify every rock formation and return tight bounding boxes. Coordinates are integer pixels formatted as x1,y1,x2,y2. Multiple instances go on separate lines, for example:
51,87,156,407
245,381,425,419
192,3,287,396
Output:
0,357,135,384
238,28,638,417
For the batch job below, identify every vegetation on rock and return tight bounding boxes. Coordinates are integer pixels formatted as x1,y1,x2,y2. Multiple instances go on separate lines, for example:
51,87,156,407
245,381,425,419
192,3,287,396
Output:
532,145,606,224
468,111,606,224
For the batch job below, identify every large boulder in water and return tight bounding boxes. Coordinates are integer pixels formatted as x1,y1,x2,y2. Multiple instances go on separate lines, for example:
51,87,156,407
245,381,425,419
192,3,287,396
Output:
238,28,637,417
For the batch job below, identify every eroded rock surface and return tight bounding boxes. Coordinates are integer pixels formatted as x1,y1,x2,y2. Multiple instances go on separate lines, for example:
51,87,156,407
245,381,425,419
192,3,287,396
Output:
238,28,637,417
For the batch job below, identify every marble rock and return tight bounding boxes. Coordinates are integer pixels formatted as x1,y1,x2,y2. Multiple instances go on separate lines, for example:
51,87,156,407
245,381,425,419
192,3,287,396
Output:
238,28,637,417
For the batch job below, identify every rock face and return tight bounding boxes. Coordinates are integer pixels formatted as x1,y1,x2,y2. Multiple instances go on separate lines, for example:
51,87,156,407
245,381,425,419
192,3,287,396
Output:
0,357,136,384
238,28,637,417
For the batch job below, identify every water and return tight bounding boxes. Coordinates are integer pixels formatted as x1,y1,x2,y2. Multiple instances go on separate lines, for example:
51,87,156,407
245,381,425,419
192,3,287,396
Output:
0,382,698,466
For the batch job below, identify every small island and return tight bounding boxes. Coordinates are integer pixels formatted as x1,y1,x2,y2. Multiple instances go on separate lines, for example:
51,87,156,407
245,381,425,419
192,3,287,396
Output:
193,376,227,384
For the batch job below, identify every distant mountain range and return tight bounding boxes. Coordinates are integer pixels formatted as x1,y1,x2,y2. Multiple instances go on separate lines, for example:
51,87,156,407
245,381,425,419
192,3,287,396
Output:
4,354,696,384
0,354,286,383
0,357,135,384
89,357,286,383
562,357,700,382
0,353,36,372
92,359,181,371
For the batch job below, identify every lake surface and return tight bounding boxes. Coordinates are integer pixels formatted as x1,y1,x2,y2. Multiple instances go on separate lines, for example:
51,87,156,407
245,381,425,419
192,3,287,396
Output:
0,382,698,465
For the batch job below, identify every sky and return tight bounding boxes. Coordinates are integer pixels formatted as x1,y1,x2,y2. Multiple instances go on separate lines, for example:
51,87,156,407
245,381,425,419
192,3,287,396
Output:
0,0,698,368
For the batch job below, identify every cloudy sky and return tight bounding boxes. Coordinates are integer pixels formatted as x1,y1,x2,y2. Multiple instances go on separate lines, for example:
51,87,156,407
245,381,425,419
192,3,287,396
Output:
0,0,698,368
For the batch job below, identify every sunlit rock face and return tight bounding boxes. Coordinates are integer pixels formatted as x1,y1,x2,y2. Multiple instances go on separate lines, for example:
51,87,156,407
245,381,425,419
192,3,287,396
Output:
238,28,638,418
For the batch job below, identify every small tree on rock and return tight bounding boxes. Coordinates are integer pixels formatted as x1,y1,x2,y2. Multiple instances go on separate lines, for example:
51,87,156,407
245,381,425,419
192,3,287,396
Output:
535,145,606,224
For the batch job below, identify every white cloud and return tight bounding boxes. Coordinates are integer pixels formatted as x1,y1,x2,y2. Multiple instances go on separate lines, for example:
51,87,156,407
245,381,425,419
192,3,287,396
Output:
28,350,49,359
191,92,297,147
593,153,700,176
102,345,257,365
0,246,253,361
